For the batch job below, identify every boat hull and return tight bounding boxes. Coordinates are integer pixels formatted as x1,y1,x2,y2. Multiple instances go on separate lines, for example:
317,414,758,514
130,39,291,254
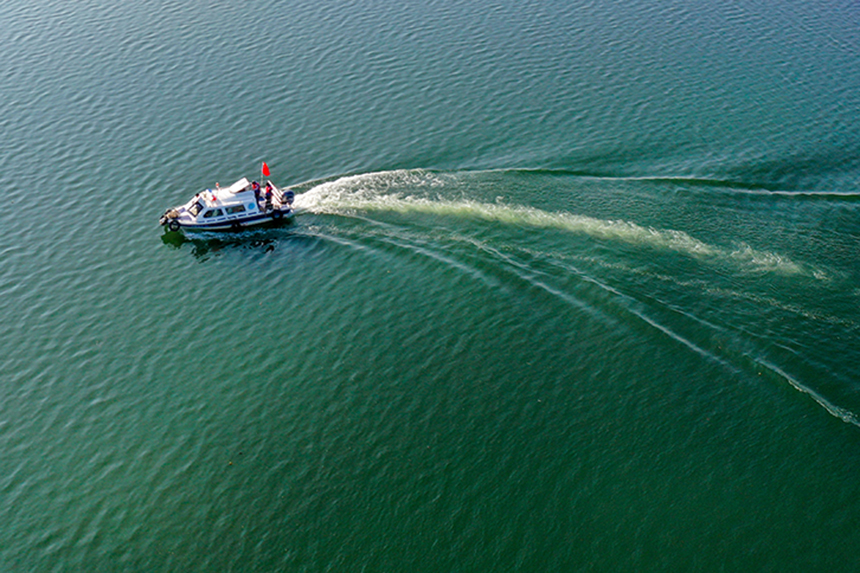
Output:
164,208,294,232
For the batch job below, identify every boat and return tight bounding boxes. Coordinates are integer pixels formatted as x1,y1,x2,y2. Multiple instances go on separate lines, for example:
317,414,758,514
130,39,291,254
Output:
159,177,295,232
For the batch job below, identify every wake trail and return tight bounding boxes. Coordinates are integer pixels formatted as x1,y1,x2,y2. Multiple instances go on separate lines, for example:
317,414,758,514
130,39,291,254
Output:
294,170,820,278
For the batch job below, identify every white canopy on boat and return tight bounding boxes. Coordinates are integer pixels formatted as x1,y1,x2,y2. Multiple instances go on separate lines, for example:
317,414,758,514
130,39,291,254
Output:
227,177,251,194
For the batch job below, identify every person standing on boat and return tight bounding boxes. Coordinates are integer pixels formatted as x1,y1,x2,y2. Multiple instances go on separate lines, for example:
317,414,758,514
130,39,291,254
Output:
264,182,273,211
252,181,261,207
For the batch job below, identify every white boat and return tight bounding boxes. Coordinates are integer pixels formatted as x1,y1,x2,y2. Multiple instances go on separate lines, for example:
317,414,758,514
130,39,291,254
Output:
159,177,295,232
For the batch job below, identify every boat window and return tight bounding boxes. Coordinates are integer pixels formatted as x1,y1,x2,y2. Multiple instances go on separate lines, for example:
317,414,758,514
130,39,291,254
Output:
225,205,246,215
188,202,203,216
203,208,223,219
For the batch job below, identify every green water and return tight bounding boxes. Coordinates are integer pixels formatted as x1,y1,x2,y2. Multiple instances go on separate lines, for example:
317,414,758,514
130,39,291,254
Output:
2,0,860,570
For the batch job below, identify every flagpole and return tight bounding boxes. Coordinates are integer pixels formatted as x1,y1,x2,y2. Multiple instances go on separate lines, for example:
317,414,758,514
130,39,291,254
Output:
261,161,271,210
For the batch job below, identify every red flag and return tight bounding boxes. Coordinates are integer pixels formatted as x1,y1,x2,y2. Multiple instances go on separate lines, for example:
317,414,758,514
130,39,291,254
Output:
261,162,270,177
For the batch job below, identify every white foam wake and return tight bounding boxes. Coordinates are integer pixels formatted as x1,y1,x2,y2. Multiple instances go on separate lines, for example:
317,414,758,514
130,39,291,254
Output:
294,170,815,277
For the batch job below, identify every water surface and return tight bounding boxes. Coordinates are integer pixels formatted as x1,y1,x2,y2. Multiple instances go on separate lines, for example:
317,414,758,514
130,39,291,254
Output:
2,0,860,570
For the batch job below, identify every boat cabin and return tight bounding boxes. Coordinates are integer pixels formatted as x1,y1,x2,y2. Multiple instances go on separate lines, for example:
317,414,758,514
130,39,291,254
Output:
184,177,261,224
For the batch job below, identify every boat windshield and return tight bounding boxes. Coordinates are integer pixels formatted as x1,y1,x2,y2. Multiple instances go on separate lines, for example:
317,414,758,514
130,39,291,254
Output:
188,202,203,216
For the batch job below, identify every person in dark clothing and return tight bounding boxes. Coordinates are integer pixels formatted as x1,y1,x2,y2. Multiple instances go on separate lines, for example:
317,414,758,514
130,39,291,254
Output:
264,183,273,211
252,181,261,207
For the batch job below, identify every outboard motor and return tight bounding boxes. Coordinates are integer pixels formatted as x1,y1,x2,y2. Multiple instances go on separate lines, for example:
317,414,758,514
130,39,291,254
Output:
284,190,295,206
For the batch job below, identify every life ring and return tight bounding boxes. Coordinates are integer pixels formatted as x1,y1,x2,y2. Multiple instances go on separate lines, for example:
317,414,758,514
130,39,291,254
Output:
271,209,284,221
168,220,181,232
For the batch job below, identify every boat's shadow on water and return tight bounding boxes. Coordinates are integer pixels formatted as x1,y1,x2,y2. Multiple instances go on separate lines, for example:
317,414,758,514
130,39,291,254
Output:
160,227,305,260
